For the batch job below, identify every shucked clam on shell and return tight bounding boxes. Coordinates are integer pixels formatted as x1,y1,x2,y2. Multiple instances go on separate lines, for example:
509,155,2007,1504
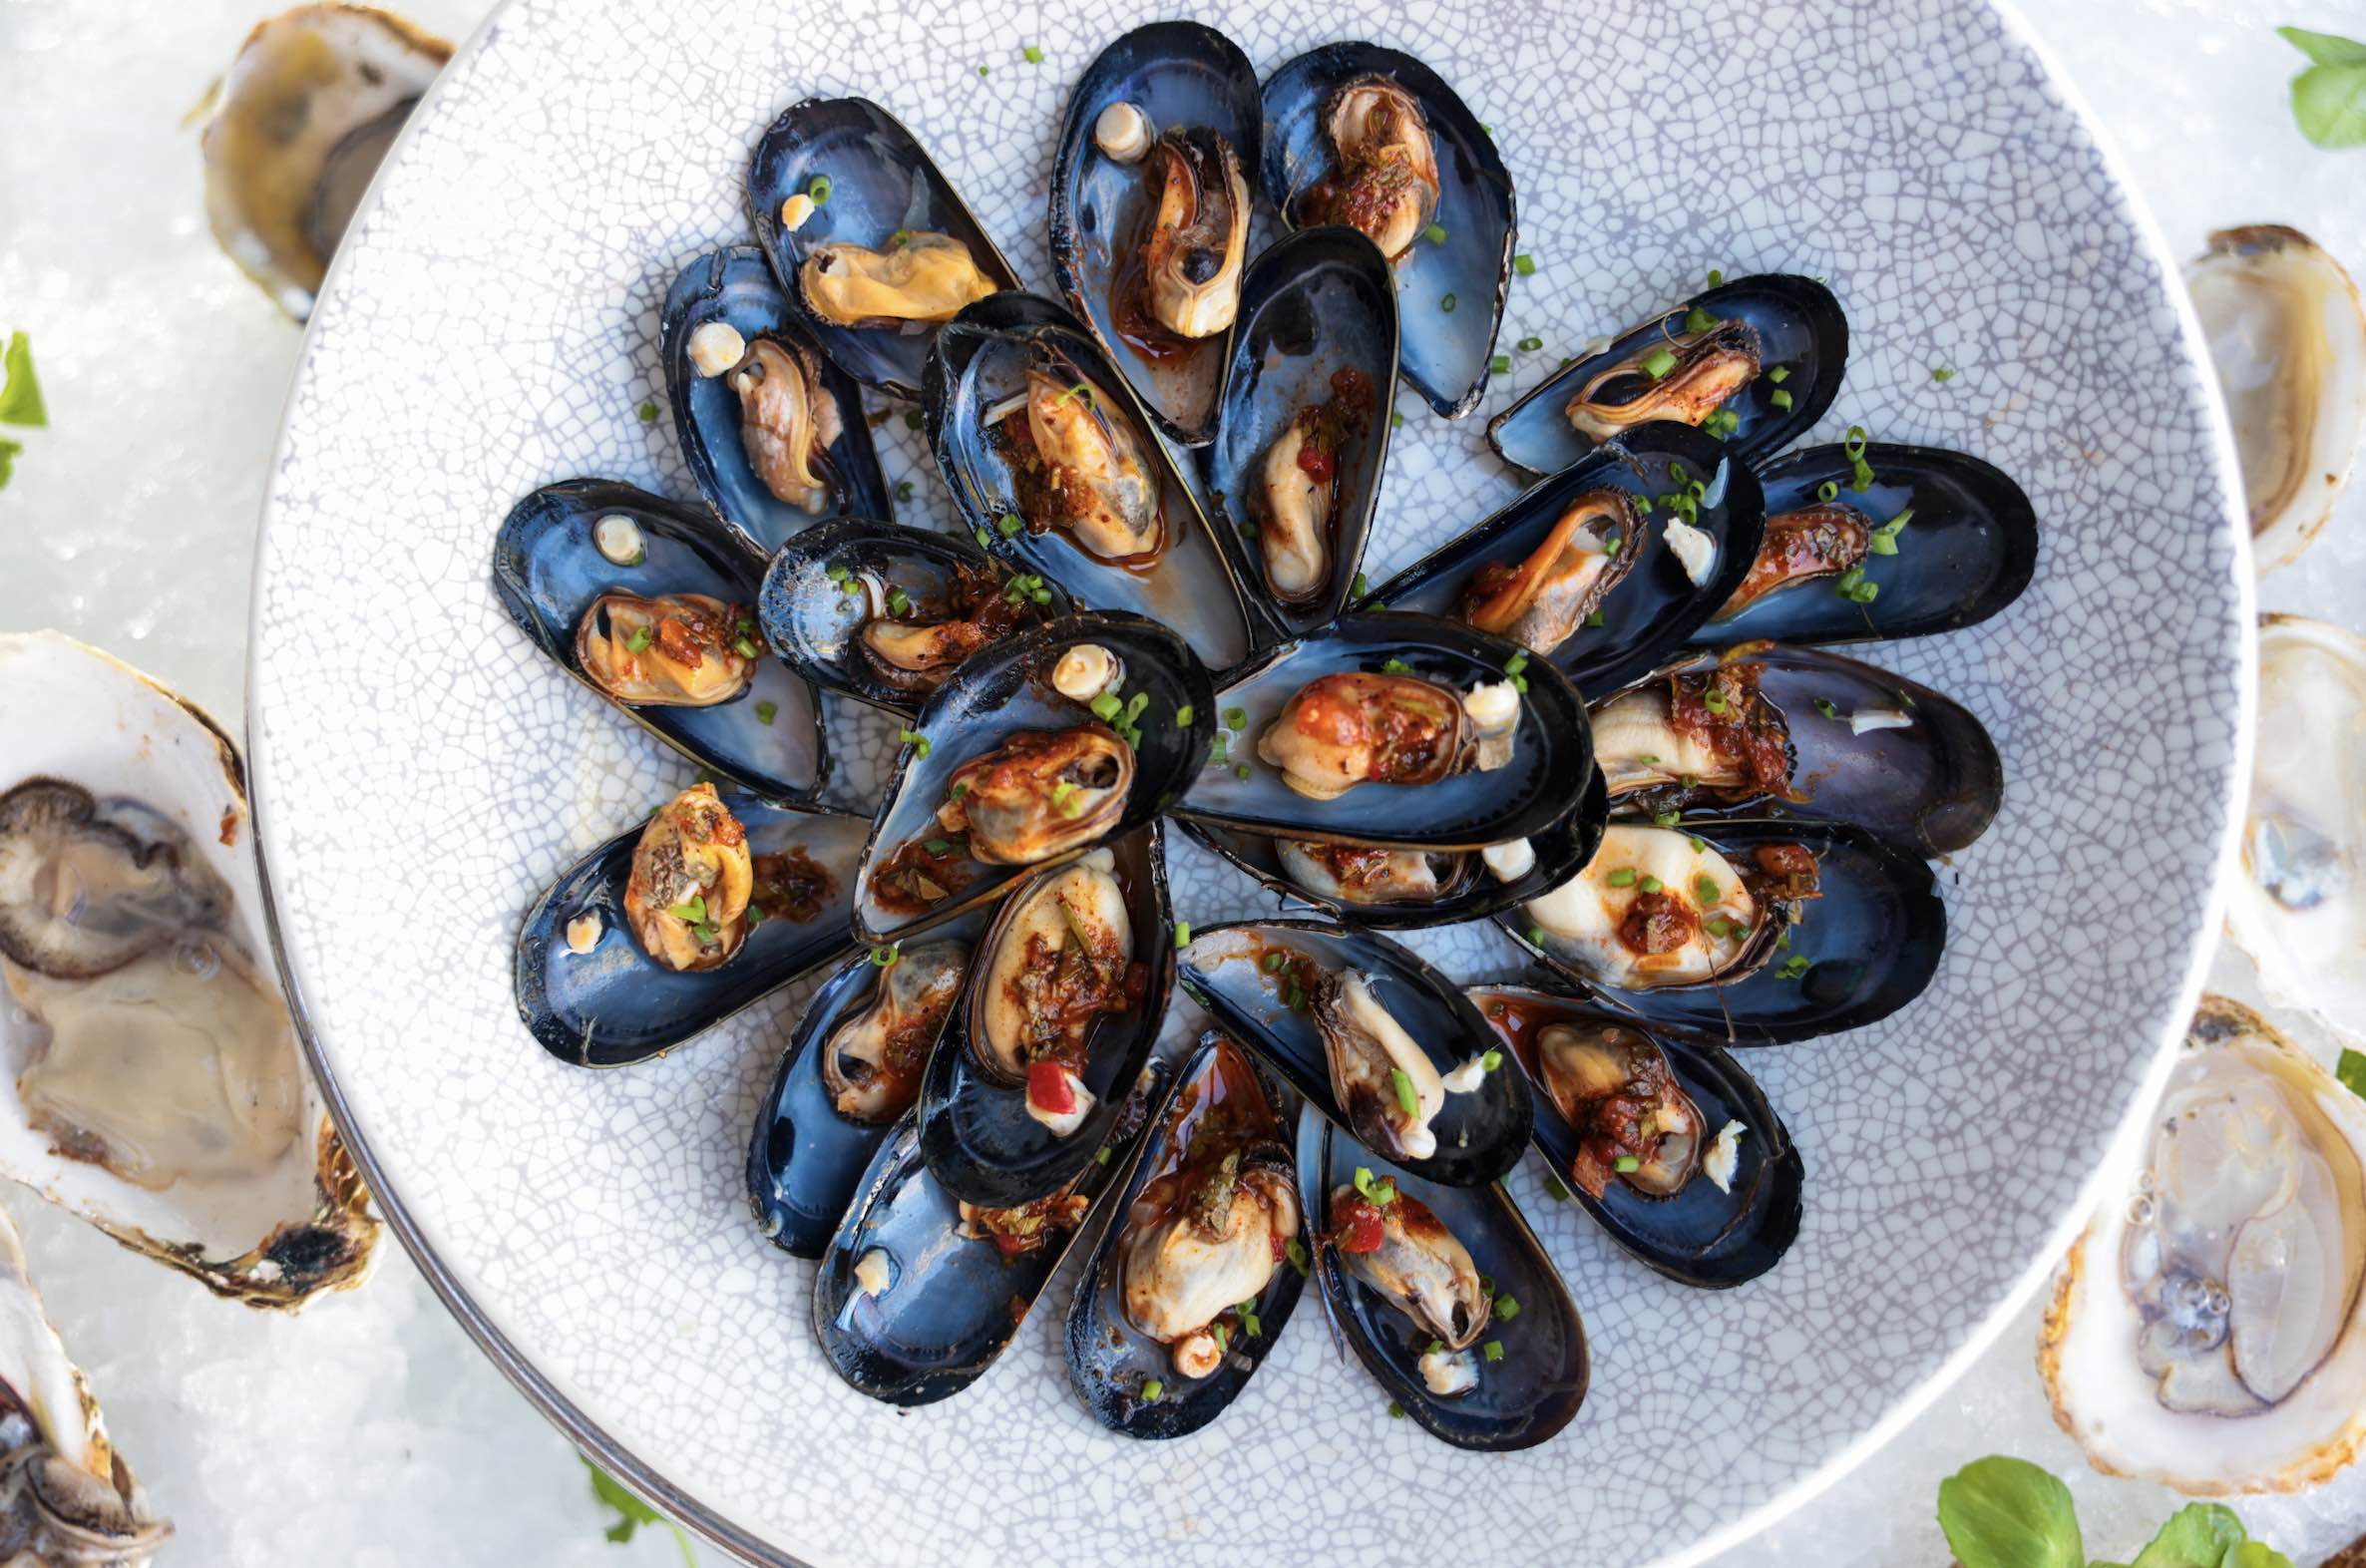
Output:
0,632,378,1308
2043,996,2366,1492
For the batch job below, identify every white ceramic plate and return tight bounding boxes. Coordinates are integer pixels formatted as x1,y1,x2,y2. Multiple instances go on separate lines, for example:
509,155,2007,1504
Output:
246,0,2248,1562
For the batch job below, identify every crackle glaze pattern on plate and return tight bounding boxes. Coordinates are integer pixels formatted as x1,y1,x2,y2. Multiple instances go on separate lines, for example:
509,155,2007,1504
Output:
245,0,2246,1563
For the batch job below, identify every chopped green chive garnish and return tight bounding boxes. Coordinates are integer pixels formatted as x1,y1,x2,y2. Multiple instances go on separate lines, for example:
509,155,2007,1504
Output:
1263,953,1287,973
1493,1293,1520,1319
1235,763,1252,781
1516,335,1542,352
1388,412,1404,430
870,944,899,967
896,726,932,758
1767,365,1790,384
1422,222,1447,245
1387,1400,1407,1418
1490,354,1511,375
1583,610,1606,628
1640,346,1678,379
1815,480,1840,503
666,895,707,923
1607,868,1636,888
895,480,914,504
1638,875,1664,895
1174,703,1195,727
886,588,911,616
1777,954,1811,980
1696,874,1721,904
1931,366,1955,383
755,700,778,726
1769,389,1793,411
1389,1067,1419,1116
1654,809,1681,829
1173,921,1191,949
1814,697,1837,719
1543,1173,1573,1202
1614,1155,1641,1173
1683,305,1718,335
974,526,992,549
977,64,989,77
1603,533,1622,556
1096,1145,1112,1165
623,625,654,653
826,562,851,583
807,175,833,204
903,410,924,432
1503,649,1528,676
1223,706,1248,731
997,513,1022,537
1706,267,1725,286
1139,1378,1162,1401
1868,530,1898,556
1238,1302,1262,1337
1022,43,1044,63
1351,573,1369,598
1287,1239,1309,1274
636,400,658,424
923,838,953,855
1382,657,1411,675
1481,1049,1503,1073
1514,253,1536,276
1440,292,1457,313
1483,1340,1505,1363
1526,925,1547,948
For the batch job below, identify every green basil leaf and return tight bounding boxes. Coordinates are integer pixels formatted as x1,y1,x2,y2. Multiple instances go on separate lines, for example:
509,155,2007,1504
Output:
2291,61,2366,147
2277,24,2366,67
1936,1456,2083,1568
2218,1543,2295,1568
2129,1503,2247,1567
2338,1047,2366,1101
0,333,44,428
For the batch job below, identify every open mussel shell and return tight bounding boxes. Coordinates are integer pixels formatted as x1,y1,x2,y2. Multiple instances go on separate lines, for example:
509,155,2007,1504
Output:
852,612,1213,945
1200,226,1398,640
745,910,988,1258
1599,645,2003,855
1370,426,1767,700
1174,612,1591,849
492,479,828,799
925,296,1260,670
1177,920,1532,1186
660,245,892,551
915,825,1174,1208
1260,43,1515,419
1178,765,1608,931
514,798,867,1067
746,96,1022,400
1297,1108,1588,1448
1064,1035,1308,1439
1047,20,1262,445
1694,442,2038,648
1470,985,1802,1287
1500,819,1945,1045
815,1060,1172,1406
756,519,1075,718
1487,273,1846,478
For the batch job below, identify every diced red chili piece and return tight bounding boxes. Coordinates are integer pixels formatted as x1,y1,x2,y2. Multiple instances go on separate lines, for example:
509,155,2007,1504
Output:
1027,1059,1077,1115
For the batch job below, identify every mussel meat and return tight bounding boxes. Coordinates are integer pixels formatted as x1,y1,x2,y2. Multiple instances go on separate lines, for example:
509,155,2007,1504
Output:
1460,488,1647,654
1533,1021,1707,1200
1590,661,1791,803
621,783,754,972
1255,370,1373,603
575,591,760,706
684,332,840,513
1256,671,1518,802
973,851,1144,1134
855,562,1037,695
937,724,1134,865
0,782,232,980
1275,840,1474,907
1297,75,1440,263
1119,1136,1299,1379
821,941,966,1123
1717,502,1871,619
1330,1178,1491,1390
986,369,1165,561
1524,826,1816,990
1312,971,1445,1161
1138,129,1251,339
1563,319,1762,443
799,230,1000,327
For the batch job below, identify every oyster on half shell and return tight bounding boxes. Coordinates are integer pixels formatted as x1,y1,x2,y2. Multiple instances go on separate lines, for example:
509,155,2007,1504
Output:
0,631,379,1309
2042,994,2366,1492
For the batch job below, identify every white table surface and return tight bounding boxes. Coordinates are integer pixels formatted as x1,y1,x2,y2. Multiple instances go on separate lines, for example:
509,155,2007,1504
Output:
4,0,2364,1562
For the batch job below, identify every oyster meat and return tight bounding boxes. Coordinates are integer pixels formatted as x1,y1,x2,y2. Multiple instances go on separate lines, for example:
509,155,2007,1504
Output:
1590,661,1792,803
1255,369,1372,604
1137,129,1251,339
973,852,1142,1134
2185,225,2366,572
1276,840,1473,907
1312,971,1445,1161
1524,826,1813,990
821,941,966,1123
2042,995,2366,1492
1461,489,1647,654
799,231,1000,327
1564,319,1762,443
1298,76,1439,263
855,562,1037,696
1330,1179,1491,1364
1256,671,1518,802
575,591,760,707
1718,502,1871,619
986,369,1165,561
621,783,754,972
0,784,231,980
937,724,1134,866
2226,614,2366,1037
1533,1020,1705,1199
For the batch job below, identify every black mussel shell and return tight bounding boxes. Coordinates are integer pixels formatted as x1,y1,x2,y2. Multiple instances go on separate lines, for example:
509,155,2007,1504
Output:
660,245,891,551
1176,920,1531,1186
1199,226,1398,641
1487,273,1846,478
1693,442,2038,648
1173,612,1590,850
1594,644,2003,854
1177,764,1608,930
514,797,867,1067
915,824,1175,1208
1260,43,1515,419
746,96,1022,400
492,479,828,799
756,519,1075,718
851,612,1213,945
925,295,1260,671
1048,21,1262,446
1297,1108,1588,1448
1470,984,1802,1287
745,911,989,1258
1498,818,1945,1044
813,1060,1172,1406
1064,1035,1308,1439
1368,426,1767,701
